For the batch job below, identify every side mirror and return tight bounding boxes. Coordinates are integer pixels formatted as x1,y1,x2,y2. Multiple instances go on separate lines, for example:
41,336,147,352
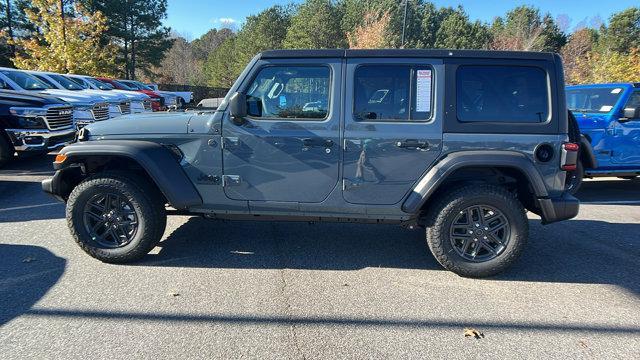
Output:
228,92,247,125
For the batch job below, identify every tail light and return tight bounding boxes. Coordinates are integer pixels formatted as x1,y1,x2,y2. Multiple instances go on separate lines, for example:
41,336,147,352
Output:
561,142,579,171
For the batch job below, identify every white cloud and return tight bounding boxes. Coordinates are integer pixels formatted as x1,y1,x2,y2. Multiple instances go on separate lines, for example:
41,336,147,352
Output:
211,17,237,25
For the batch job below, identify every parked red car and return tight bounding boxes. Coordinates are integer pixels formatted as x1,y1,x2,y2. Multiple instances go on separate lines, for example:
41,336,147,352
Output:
96,77,164,111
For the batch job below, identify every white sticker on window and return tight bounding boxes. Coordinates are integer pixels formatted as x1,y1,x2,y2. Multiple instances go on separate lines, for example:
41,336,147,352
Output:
600,105,613,112
611,88,622,94
416,70,432,112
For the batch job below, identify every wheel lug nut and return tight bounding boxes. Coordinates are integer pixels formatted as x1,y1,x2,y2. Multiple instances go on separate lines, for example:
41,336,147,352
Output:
484,227,489,231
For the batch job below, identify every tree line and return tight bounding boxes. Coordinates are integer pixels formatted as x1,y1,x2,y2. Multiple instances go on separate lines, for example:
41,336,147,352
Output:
0,0,171,79
1,0,639,85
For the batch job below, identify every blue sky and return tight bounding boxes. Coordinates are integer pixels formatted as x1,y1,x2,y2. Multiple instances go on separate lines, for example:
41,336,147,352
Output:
165,0,639,40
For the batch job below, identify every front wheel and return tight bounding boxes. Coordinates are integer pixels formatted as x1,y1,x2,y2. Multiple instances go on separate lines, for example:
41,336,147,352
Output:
66,172,167,263
425,184,529,278
0,134,14,167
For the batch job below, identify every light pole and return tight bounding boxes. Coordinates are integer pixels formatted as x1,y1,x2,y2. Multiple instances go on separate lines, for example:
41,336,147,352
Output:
401,0,408,48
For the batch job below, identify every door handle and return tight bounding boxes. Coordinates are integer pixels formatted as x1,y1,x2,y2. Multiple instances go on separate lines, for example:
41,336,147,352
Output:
302,138,334,148
396,139,428,149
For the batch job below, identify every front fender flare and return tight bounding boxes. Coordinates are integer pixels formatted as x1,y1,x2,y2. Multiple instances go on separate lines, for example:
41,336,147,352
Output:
402,151,549,214
51,140,202,209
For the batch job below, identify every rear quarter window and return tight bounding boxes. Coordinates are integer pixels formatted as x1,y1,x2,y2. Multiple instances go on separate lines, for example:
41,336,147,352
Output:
457,65,549,123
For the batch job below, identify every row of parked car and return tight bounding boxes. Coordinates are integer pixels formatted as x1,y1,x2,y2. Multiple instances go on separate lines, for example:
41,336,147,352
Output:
0,67,193,166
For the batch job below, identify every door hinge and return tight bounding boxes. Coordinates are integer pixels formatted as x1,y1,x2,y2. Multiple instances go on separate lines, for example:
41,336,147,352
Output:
222,175,241,186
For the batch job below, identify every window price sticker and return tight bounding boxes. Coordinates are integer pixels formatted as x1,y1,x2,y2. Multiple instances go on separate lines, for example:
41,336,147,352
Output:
416,70,432,112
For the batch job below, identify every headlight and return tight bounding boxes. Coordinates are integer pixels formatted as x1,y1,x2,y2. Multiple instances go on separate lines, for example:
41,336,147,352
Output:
9,107,48,129
9,107,48,117
19,117,45,128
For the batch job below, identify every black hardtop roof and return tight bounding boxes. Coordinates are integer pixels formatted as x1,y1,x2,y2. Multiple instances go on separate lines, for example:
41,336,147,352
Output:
259,49,557,61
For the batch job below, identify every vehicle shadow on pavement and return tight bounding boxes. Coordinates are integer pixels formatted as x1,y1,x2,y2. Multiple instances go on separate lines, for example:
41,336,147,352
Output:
0,154,65,223
577,179,640,205
496,219,639,295
0,244,66,326
141,217,639,296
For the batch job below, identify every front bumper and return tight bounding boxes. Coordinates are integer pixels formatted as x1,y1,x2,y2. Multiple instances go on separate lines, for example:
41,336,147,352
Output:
538,193,580,225
5,127,77,152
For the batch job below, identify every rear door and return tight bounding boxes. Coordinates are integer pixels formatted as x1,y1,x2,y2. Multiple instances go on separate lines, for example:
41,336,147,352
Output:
612,89,640,166
222,58,342,203
342,58,443,205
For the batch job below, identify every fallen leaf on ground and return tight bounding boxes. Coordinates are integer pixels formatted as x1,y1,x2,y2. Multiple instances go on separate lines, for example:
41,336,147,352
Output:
578,340,588,348
22,257,36,263
464,328,484,339
168,292,180,297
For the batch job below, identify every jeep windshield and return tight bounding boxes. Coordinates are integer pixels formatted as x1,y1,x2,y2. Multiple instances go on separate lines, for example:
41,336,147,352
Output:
1,70,50,90
566,87,624,113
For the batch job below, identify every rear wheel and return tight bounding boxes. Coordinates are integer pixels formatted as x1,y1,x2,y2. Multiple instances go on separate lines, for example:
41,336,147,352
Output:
425,184,528,278
66,172,167,263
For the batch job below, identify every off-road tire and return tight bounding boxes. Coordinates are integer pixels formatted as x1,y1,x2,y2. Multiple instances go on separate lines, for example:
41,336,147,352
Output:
565,160,584,195
0,134,14,167
66,172,167,263
425,184,529,278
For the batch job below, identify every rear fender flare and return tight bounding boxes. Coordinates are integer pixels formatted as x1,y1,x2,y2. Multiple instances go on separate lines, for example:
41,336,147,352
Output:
402,151,548,214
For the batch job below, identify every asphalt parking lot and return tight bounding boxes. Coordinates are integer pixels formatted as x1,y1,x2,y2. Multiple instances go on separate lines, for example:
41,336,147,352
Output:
0,154,638,359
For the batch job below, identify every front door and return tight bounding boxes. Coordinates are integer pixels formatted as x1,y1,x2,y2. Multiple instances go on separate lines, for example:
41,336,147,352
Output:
612,90,640,167
222,59,342,202
342,58,443,205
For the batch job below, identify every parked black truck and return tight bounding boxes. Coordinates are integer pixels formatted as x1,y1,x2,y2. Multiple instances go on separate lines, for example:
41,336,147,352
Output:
0,89,76,166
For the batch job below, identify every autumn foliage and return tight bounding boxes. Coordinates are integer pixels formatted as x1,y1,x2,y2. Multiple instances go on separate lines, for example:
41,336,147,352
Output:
9,0,116,76
347,11,391,49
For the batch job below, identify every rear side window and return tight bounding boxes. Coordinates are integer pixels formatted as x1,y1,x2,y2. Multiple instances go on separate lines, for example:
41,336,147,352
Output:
353,65,432,122
457,65,549,123
246,66,330,120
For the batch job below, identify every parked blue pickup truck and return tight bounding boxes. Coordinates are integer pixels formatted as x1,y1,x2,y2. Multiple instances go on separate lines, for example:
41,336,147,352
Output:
565,83,640,193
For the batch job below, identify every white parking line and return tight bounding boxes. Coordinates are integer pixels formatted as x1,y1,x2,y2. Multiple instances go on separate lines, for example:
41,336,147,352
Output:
0,202,62,212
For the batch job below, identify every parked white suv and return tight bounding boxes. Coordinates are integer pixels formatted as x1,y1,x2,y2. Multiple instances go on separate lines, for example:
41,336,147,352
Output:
0,67,109,128
147,83,193,106
66,74,151,114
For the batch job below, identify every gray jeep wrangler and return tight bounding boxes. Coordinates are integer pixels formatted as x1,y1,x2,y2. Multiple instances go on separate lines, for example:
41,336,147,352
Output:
43,49,579,277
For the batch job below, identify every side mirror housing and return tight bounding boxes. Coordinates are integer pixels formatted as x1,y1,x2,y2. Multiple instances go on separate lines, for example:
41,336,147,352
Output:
228,92,247,125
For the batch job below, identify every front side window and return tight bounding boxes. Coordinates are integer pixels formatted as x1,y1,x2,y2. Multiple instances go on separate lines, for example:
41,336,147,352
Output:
457,65,549,123
624,91,640,110
567,87,624,114
246,66,330,120
353,65,432,122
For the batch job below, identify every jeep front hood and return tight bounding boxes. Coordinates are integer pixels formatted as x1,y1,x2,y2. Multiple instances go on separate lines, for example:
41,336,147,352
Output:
573,112,611,130
85,112,193,136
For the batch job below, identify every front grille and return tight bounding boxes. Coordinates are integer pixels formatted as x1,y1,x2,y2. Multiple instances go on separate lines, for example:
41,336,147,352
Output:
48,131,76,148
45,106,74,130
91,103,110,121
118,101,131,114
142,100,152,111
